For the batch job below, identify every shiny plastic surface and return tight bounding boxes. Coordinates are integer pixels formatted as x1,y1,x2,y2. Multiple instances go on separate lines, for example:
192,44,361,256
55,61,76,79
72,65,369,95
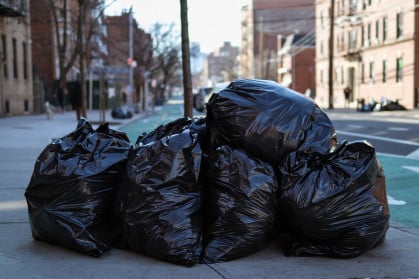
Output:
117,125,203,266
206,79,336,164
278,141,390,258
25,118,131,256
202,145,278,263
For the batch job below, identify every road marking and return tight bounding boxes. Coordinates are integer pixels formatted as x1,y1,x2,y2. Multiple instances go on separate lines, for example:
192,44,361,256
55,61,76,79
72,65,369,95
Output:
388,127,409,132
406,149,419,160
0,200,27,210
336,130,419,147
402,165,419,174
347,124,364,129
387,195,407,205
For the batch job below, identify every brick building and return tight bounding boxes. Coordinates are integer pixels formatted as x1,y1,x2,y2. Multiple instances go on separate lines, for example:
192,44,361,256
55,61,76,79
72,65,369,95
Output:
204,41,239,86
277,34,315,95
0,0,32,116
316,0,419,109
240,0,315,86
105,11,152,106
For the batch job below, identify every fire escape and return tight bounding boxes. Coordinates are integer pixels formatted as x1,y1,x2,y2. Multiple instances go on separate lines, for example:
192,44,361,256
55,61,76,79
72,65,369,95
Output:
0,0,27,17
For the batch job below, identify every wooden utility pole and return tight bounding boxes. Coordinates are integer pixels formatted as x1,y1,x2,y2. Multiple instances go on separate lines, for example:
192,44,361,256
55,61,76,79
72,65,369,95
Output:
78,0,87,118
180,0,193,118
328,0,335,109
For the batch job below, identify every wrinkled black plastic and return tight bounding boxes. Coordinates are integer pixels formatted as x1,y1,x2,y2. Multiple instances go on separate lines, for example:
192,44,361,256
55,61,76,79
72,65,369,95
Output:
278,141,390,258
24,118,131,257
117,125,203,266
202,145,278,263
136,117,194,145
206,79,336,164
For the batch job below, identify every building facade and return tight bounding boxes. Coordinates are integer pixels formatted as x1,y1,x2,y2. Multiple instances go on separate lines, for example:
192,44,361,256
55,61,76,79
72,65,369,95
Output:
240,0,316,84
277,34,316,94
205,41,239,86
0,0,33,116
105,11,152,107
315,0,419,109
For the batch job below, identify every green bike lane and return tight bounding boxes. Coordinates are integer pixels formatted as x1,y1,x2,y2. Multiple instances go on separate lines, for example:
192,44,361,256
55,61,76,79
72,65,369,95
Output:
119,97,419,231
377,155,419,230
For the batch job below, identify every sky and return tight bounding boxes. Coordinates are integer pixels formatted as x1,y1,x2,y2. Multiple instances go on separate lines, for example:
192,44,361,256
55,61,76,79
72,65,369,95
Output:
105,0,250,54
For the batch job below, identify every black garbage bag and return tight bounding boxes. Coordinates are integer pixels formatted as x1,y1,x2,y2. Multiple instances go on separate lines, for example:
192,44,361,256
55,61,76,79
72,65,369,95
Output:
136,117,206,146
201,145,278,263
24,118,131,257
117,127,203,266
278,141,390,258
206,78,336,165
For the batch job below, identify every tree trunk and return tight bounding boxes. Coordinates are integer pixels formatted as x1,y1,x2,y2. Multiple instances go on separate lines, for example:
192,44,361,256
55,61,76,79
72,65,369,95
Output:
180,0,193,118
78,0,87,118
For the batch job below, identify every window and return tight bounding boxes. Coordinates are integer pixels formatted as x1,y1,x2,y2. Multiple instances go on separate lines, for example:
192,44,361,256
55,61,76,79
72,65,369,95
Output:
349,0,357,14
12,38,17,79
341,66,345,85
349,30,357,50
375,20,379,44
335,68,339,84
397,12,403,38
369,61,375,84
320,69,324,84
1,34,7,78
22,42,28,79
361,25,365,47
396,58,403,82
367,23,371,46
382,60,387,83
361,63,365,84
382,17,387,42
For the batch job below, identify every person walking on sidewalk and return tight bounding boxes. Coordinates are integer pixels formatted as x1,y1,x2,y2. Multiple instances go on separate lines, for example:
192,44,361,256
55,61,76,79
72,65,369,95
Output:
70,74,83,120
55,80,67,113
343,86,351,109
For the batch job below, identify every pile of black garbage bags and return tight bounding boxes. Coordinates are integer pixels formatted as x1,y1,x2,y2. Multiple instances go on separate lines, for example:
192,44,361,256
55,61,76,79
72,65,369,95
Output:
25,79,390,266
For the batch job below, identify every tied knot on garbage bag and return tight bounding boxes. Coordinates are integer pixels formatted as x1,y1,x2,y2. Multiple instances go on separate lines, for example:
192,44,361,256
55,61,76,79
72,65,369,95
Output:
25,118,131,257
278,140,390,258
206,78,336,164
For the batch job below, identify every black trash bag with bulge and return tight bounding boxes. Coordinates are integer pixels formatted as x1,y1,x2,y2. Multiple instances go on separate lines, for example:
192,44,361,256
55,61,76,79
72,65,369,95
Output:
117,127,203,266
24,118,131,257
206,78,336,165
278,141,390,258
201,145,278,263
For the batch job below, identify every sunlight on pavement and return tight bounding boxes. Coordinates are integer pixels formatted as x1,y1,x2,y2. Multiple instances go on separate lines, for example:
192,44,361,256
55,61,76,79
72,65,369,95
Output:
167,99,184,105
0,200,27,211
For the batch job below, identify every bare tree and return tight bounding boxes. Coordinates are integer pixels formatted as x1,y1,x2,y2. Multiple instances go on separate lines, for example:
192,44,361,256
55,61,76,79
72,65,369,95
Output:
146,23,182,105
34,0,112,118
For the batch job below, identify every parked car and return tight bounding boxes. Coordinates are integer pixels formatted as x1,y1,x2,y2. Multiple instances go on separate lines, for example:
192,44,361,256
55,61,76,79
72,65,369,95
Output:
193,86,213,112
357,98,407,112
111,106,133,119
193,82,230,113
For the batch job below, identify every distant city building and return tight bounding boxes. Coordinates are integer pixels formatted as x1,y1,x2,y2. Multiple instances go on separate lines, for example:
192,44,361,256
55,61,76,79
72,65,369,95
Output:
0,0,33,116
316,0,419,109
105,11,152,106
240,0,315,94
277,34,315,95
204,41,239,86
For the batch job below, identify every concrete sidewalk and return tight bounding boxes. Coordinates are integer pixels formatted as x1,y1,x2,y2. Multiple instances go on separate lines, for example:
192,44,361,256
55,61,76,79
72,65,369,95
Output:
0,109,419,278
